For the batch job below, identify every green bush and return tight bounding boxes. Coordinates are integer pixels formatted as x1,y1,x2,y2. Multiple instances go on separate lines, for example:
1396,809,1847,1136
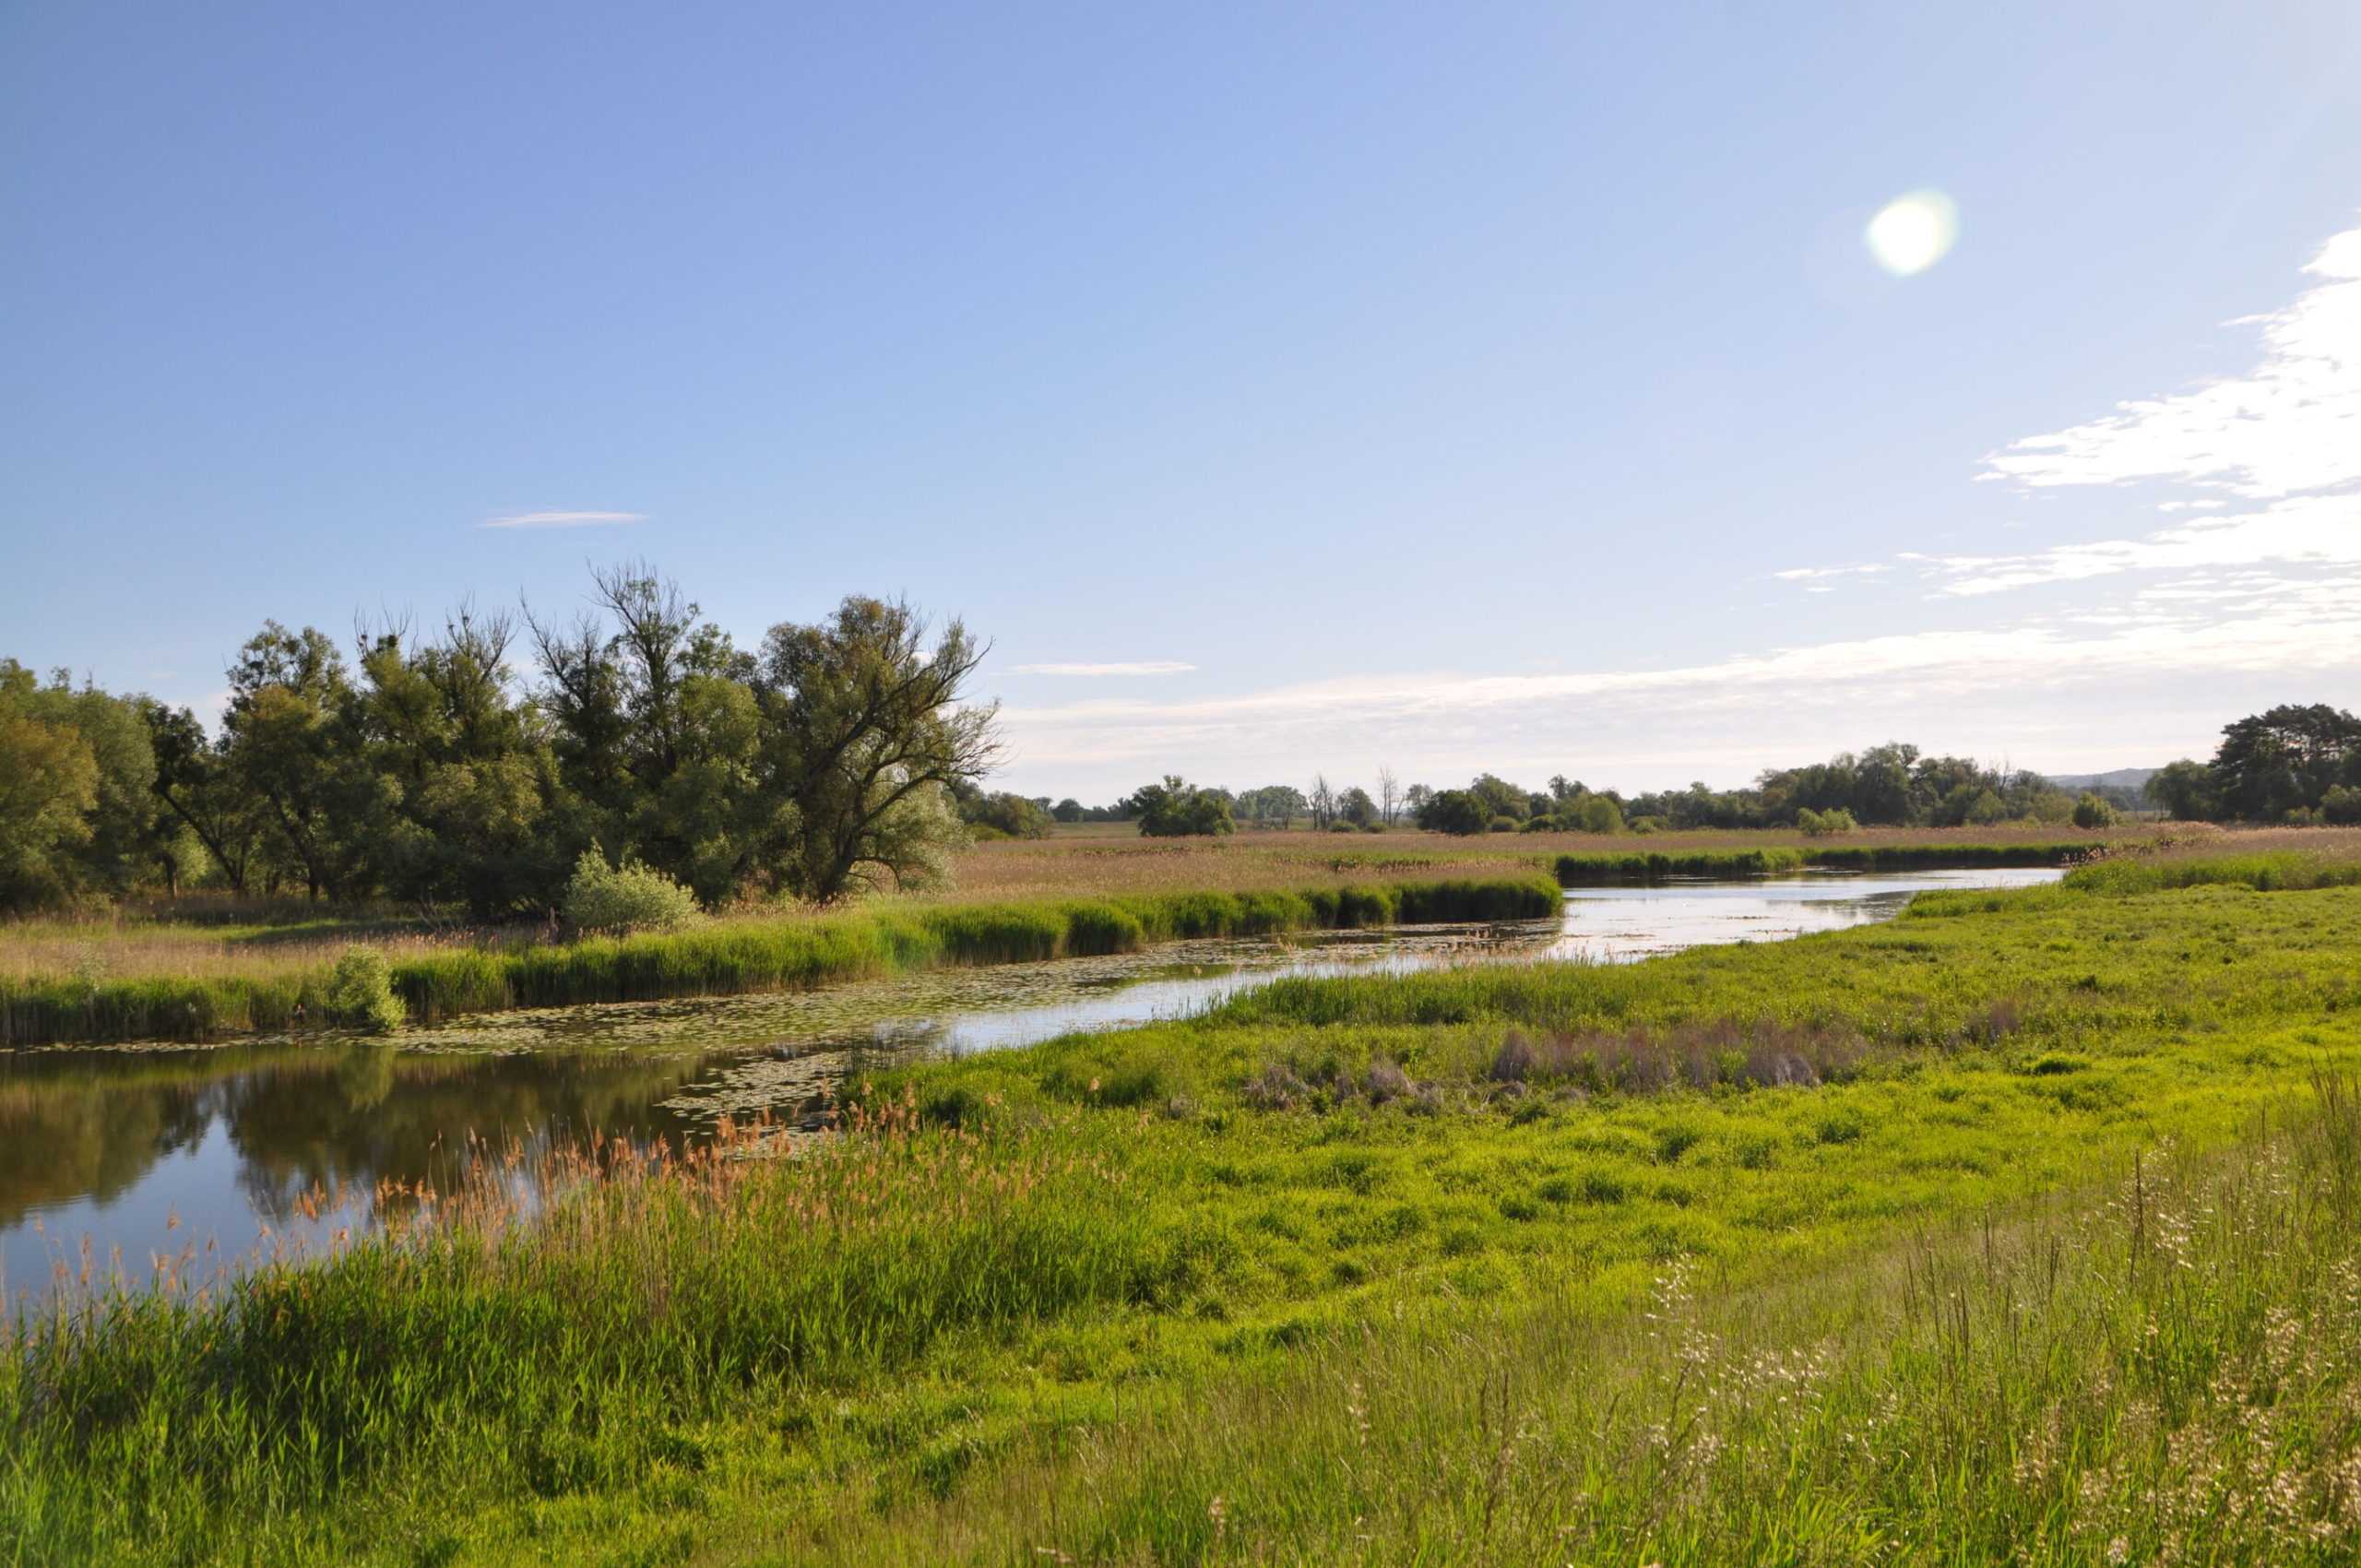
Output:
564,849,703,933
2071,792,2118,828
1797,807,1857,837
324,946,406,1033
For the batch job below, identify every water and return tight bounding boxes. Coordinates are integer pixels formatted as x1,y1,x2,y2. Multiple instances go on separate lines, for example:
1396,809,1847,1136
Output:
0,866,2059,1298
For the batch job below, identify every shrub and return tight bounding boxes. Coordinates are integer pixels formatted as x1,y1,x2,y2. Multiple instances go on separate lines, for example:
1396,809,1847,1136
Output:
1797,807,1857,837
2071,792,2118,828
2325,786,2361,826
1574,796,1623,835
564,849,703,933
325,946,406,1033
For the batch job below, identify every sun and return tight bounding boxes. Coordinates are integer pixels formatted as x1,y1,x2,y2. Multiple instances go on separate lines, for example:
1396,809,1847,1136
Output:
1865,190,1959,277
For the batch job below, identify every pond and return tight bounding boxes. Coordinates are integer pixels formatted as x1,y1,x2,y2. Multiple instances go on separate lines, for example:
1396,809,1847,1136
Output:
0,866,2060,1299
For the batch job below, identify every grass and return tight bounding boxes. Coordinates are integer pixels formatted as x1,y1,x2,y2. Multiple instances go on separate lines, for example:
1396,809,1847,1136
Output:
0,876,1563,1046
9,865,2361,1561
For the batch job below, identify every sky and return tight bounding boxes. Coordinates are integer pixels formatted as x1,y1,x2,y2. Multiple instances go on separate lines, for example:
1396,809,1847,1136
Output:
6,1,2361,802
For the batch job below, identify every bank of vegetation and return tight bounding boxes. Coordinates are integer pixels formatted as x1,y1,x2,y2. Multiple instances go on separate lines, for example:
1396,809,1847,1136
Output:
7,868,2361,1562
0,875,1562,1046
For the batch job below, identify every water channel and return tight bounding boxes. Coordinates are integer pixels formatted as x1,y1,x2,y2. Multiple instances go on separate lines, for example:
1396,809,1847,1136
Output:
1,866,2061,1299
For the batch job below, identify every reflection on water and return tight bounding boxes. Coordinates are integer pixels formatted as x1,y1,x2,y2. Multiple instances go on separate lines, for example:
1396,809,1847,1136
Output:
1,866,2059,1298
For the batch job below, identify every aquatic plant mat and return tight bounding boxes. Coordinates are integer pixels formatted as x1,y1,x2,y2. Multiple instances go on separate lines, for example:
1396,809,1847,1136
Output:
11,861,2361,1562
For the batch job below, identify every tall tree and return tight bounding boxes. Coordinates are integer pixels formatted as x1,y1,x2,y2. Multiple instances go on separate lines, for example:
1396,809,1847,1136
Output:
759,597,996,902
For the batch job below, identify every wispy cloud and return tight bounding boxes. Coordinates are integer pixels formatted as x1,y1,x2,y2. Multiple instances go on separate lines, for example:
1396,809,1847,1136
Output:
1011,660,1197,676
1984,225,2361,499
478,510,647,530
1774,563,1891,593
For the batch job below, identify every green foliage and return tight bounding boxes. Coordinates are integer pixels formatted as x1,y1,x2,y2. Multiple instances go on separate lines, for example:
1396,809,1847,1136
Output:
1414,789,1491,836
2072,791,2119,828
323,945,406,1032
563,849,703,933
955,789,1054,839
1124,776,1236,837
1796,806,1857,836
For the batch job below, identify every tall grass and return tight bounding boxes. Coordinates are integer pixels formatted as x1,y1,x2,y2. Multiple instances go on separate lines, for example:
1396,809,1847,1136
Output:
2066,849,2361,895
0,876,1562,1045
832,1087,2361,1565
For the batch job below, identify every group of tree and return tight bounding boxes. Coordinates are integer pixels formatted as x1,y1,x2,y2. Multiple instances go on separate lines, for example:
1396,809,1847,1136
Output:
0,565,999,915
2148,704,2361,824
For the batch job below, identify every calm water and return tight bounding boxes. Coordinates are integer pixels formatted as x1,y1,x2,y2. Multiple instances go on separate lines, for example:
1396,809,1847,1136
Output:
0,866,2059,1298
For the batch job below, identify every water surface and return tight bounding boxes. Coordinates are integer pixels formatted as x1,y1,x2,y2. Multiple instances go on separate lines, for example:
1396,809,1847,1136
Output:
1,866,2059,1297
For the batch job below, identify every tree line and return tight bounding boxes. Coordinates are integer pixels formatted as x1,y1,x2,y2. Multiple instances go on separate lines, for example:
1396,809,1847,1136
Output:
0,565,997,914
1083,746,2135,838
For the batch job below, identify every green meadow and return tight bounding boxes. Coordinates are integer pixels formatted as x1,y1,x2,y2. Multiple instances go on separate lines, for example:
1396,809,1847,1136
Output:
9,856,2361,1563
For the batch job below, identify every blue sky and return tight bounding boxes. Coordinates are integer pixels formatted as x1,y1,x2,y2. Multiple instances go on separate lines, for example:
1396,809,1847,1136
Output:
6,2,2361,800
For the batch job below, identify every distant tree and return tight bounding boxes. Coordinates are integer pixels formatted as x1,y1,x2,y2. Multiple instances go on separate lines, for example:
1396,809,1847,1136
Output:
2148,759,2219,822
955,787,1054,839
759,596,997,901
1414,789,1490,836
2071,792,2118,828
1378,766,1400,826
147,702,268,895
1308,774,1336,831
1796,807,1857,837
2210,704,2361,822
1051,797,1085,824
0,663,101,910
1465,774,1529,824
221,623,377,901
1338,786,1378,827
1573,795,1624,834
1239,784,1307,828
1124,776,1235,837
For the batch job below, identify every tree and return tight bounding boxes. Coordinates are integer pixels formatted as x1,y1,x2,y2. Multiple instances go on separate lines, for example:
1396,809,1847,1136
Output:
220,624,377,900
1052,798,1085,824
2210,704,2361,822
2071,792,2118,828
1465,774,1528,825
1378,766,1400,826
0,662,101,909
148,702,268,894
2148,758,2219,822
955,787,1055,839
1308,774,1336,831
759,596,996,901
1415,789,1491,836
1337,786,1378,828
1124,776,1236,837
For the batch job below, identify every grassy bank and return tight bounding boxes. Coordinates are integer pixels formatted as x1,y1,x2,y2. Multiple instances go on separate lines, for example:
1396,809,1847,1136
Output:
1549,837,2105,883
0,875,1561,1046
7,873,2361,1562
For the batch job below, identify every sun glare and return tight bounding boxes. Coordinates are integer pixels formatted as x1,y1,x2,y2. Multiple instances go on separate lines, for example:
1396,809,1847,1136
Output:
1865,190,1959,277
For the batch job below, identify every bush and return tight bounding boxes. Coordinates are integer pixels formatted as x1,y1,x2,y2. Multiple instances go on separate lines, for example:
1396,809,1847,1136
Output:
325,946,406,1033
1797,807,1857,837
2071,792,2118,829
2323,786,2361,826
1574,796,1623,835
564,849,703,934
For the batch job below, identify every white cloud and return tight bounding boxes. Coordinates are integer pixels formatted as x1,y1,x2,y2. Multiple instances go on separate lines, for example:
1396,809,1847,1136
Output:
1924,492,2361,595
1010,660,1197,676
1984,225,2361,499
478,510,646,529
